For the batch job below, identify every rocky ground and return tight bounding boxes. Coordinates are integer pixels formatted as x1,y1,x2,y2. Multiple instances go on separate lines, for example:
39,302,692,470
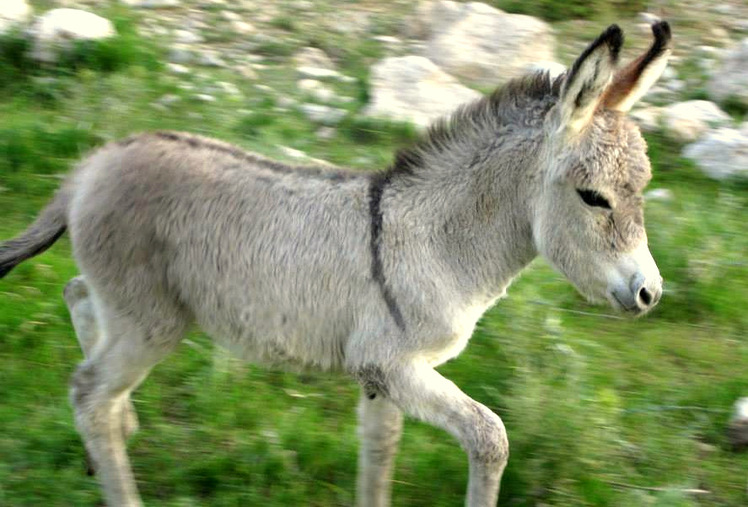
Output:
3,0,748,180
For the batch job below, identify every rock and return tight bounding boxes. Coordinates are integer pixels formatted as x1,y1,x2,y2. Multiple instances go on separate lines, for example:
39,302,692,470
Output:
168,45,195,64
644,188,673,202
662,100,730,142
0,0,31,35
297,79,336,102
365,55,481,128
278,145,307,159
299,103,346,125
30,9,116,62
231,20,255,34
194,93,216,103
708,39,748,107
638,12,661,24
293,47,335,70
630,106,663,132
373,35,402,45
121,0,181,7
417,1,554,86
216,81,241,96
728,397,748,450
683,127,748,180
174,29,202,44
220,10,241,22
524,61,566,80
196,51,227,67
316,126,336,140
236,65,258,80
167,62,190,75
297,66,343,81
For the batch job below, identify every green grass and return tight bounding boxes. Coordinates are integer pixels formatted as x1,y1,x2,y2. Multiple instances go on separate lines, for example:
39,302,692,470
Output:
1,3,748,507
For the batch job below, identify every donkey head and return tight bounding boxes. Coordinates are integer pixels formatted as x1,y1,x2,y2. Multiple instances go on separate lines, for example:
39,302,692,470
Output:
534,23,671,315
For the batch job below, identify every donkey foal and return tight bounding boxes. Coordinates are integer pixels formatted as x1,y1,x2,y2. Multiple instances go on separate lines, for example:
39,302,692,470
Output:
0,23,672,507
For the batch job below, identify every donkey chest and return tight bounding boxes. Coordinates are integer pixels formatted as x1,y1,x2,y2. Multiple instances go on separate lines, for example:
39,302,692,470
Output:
419,296,502,366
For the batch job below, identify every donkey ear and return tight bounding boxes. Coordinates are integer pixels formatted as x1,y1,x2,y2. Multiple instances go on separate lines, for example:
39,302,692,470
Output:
558,24,623,135
602,22,672,112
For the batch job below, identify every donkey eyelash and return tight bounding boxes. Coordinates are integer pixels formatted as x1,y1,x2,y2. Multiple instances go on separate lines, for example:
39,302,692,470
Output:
576,189,612,209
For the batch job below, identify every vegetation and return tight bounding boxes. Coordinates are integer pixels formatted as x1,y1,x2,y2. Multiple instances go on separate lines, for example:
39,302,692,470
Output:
1,3,747,507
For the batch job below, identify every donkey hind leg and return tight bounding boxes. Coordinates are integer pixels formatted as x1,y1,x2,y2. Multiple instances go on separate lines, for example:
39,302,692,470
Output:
356,389,403,507
64,276,138,439
384,364,509,507
71,302,187,507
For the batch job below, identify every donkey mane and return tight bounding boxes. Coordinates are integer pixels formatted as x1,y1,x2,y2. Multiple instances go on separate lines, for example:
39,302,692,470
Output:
386,71,565,178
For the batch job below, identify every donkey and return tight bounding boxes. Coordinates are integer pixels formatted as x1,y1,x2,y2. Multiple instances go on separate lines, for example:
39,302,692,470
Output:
0,22,671,507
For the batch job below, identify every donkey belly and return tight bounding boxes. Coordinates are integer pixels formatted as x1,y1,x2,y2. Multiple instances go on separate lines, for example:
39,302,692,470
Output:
197,303,350,370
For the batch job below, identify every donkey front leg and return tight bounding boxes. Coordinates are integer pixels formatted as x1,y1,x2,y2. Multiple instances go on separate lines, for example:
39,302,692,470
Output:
385,364,509,507
357,389,403,507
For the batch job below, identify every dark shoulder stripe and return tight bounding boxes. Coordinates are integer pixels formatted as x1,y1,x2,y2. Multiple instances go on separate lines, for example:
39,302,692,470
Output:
368,172,406,331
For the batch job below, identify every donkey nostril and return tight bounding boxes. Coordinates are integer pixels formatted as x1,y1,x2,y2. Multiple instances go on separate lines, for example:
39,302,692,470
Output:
638,287,653,306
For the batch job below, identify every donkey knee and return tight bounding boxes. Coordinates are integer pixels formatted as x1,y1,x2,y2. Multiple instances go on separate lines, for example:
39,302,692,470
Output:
467,405,509,467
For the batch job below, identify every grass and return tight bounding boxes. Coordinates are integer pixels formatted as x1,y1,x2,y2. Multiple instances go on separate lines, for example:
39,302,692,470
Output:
1,2,748,506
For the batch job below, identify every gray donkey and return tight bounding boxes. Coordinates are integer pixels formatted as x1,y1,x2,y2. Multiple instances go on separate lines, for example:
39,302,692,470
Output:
0,22,671,507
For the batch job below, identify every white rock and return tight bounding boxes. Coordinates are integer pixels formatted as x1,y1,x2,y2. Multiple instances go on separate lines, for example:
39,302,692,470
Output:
220,10,241,22
293,47,335,70
168,45,194,64
297,66,342,81
121,0,181,7
155,93,181,107
638,12,661,24
373,35,402,45
197,51,226,67
365,55,481,128
417,1,555,86
174,29,202,44
231,20,255,34
278,145,307,159
708,39,748,106
30,9,116,62
297,79,336,102
0,0,31,34
644,188,673,202
662,100,731,142
683,127,748,180
216,81,241,96
316,126,336,139
167,62,190,74
194,93,216,103
299,103,346,124
630,106,663,133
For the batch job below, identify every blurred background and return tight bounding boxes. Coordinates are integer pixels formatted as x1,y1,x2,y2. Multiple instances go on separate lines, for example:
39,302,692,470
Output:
1,0,747,505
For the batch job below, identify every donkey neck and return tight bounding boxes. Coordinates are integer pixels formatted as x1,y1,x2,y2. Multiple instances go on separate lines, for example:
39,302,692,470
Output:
382,123,543,304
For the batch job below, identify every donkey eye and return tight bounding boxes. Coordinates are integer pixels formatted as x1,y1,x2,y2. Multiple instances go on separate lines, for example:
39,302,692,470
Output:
576,189,611,209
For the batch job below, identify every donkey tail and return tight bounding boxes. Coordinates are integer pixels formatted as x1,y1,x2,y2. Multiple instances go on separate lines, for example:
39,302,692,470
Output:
0,187,70,279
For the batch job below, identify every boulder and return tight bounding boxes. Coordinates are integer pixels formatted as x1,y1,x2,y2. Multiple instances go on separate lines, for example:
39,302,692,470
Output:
0,0,31,35
662,100,730,142
683,127,748,180
365,55,481,128
708,39,748,107
30,9,116,62
416,1,555,86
